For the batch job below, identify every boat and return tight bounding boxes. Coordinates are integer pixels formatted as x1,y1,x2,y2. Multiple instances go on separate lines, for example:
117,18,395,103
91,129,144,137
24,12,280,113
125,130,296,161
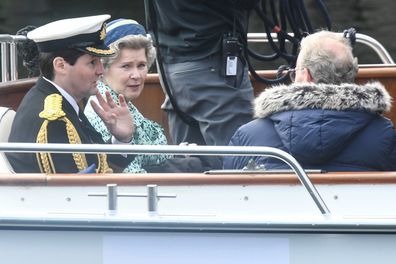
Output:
0,33,396,263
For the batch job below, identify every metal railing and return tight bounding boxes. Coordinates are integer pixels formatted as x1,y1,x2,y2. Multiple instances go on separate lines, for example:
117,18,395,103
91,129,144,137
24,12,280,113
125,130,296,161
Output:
0,32,394,82
0,34,26,82
247,32,395,65
0,142,331,216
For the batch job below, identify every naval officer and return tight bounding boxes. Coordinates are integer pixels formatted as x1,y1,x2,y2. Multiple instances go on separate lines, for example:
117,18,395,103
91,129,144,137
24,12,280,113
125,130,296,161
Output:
7,14,134,173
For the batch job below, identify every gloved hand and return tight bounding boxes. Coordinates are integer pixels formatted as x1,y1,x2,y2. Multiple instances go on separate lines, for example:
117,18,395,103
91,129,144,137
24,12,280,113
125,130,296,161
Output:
79,163,97,174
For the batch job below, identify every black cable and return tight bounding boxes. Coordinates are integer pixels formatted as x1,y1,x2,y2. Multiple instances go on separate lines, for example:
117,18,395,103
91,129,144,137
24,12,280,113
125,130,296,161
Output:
247,56,290,84
281,0,300,38
315,0,332,30
274,0,287,58
289,1,308,35
296,0,314,33
254,5,297,61
247,0,332,85
254,2,299,58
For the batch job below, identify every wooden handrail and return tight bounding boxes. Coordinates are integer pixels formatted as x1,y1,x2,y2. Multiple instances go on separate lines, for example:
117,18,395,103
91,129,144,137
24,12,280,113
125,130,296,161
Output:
1,171,396,186
358,67,396,78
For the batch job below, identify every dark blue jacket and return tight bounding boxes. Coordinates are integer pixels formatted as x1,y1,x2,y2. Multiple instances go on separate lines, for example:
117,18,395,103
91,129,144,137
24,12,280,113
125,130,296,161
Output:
7,77,132,173
224,82,396,171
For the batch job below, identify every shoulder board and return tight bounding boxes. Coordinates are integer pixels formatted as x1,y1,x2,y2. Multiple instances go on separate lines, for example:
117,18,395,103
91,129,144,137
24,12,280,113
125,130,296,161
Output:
39,94,66,121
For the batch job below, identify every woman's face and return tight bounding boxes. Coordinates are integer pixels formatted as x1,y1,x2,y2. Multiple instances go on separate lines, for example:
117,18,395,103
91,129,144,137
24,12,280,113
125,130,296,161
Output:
104,48,148,101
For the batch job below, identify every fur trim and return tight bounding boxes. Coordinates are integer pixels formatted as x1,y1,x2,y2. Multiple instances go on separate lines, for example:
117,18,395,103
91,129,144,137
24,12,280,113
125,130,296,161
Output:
254,82,392,118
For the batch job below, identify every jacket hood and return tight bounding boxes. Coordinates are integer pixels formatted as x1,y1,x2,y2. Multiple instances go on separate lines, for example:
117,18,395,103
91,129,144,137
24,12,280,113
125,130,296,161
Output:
254,82,392,118
253,82,393,164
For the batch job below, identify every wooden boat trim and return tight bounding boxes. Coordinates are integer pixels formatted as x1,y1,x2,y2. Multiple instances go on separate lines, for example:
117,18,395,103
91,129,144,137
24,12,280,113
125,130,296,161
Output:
2,66,396,129
1,171,396,186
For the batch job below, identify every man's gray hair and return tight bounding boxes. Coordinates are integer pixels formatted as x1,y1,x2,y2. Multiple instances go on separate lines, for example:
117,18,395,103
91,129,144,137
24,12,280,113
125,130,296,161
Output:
102,35,156,69
298,30,358,84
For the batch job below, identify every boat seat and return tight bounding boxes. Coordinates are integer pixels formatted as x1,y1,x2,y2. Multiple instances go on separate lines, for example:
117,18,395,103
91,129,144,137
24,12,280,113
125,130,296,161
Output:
0,107,15,173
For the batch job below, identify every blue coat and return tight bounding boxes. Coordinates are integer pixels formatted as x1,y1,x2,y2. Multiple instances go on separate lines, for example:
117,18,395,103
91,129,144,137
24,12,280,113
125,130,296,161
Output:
224,82,396,171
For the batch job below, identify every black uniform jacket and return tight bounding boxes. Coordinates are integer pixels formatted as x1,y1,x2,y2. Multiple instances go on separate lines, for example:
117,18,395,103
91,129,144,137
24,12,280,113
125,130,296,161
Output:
7,77,131,173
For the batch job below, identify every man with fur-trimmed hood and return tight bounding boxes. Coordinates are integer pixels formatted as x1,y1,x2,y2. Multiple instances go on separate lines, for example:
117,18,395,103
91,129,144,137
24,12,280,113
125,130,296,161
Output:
224,30,396,171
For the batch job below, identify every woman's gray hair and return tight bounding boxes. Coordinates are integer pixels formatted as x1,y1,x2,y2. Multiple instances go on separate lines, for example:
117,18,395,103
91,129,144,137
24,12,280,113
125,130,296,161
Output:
298,30,358,84
102,35,156,69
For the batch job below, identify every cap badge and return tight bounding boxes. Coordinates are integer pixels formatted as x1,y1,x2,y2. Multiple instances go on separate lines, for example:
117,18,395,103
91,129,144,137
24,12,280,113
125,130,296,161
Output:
99,24,107,40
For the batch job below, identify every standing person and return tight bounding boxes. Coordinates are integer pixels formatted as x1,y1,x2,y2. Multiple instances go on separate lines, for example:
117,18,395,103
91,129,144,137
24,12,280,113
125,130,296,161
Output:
224,30,396,171
7,15,134,173
145,0,259,169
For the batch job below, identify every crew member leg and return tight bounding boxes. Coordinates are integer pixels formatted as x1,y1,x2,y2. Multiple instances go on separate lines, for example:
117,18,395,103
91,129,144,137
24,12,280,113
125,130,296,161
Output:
162,54,254,168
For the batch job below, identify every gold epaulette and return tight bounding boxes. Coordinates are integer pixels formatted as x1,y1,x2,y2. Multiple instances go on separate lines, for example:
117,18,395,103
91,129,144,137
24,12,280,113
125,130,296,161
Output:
36,94,112,174
39,94,66,121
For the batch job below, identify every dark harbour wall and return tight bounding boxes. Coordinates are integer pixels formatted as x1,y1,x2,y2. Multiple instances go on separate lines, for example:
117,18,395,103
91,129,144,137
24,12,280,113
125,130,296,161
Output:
0,0,394,71
315,0,396,65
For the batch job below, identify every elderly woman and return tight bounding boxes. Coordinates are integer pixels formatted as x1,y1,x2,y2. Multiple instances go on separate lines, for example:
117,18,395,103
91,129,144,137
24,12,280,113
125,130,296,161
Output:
84,19,171,173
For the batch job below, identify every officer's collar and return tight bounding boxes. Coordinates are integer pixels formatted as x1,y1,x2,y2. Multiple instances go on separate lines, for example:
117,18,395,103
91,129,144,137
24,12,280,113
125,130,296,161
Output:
42,77,80,116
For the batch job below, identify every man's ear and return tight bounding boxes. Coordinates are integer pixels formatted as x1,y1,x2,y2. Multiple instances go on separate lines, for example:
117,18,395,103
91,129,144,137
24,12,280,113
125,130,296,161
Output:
304,68,314,82
52,57,67,74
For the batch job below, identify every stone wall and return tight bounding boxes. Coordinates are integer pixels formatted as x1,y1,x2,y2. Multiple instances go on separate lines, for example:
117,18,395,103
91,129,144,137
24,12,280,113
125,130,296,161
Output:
324,0,396,64
0,0,394,74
